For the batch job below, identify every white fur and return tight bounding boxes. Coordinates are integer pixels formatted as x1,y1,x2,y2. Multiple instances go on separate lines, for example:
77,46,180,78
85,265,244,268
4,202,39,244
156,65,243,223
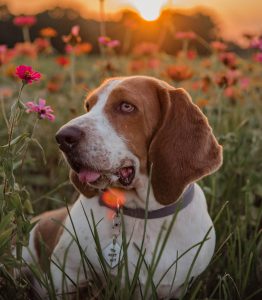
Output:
50,184,215,298
59,79,140,189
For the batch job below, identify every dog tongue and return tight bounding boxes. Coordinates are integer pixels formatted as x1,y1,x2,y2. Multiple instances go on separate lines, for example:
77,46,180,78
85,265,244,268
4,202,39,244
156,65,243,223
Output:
78,169,101,183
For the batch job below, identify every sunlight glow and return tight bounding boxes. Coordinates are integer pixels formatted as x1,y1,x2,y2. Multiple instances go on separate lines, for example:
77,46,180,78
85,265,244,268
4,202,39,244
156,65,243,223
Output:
132,0,168,21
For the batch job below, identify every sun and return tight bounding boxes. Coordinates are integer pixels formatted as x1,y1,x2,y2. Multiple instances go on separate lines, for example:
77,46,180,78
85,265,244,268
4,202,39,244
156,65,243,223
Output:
132,0,168,21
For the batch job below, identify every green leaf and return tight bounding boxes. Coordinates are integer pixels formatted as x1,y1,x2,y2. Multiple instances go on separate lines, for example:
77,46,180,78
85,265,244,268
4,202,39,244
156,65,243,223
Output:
0,133,29,148
8,192,23,213
2,156,14,189
23,198,34,214
30,138,46,164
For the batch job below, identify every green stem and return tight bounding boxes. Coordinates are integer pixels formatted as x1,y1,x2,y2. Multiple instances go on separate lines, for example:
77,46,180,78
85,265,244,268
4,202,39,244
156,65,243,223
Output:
0,96,9,128
19,118,39,184
3,83,25,198
70,50,76,89
22,26,31,43
7,83,25,149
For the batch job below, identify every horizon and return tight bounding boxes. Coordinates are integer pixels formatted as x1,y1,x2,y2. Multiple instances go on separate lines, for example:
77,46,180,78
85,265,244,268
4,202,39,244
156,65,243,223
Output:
0,0,261,45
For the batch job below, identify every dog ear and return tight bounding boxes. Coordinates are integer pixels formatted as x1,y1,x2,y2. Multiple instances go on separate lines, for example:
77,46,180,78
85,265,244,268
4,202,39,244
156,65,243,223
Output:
149,87,222,205
70,170,99,198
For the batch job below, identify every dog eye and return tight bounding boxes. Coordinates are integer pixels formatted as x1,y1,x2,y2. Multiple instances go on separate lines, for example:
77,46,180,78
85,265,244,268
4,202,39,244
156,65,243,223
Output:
119,102,136,113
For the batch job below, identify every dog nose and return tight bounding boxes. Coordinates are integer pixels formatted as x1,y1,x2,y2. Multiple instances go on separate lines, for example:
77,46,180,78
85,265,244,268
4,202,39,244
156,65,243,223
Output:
56,126,84,151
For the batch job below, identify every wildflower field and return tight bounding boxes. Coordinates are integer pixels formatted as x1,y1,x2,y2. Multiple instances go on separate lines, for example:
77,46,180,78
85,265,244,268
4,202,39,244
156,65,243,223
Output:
0,12,262,300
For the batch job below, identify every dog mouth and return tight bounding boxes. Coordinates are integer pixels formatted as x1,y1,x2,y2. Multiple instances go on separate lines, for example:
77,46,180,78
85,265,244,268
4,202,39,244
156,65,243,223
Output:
77,165,136,187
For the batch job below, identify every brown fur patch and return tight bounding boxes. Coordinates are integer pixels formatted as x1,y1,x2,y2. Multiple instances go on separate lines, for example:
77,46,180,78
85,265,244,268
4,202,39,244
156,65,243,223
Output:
104,77,163,174
149,87,223,204
33,207,69,269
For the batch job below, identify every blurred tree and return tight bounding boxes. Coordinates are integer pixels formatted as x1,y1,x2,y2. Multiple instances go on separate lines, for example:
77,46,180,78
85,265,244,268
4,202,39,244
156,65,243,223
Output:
0,5,242,55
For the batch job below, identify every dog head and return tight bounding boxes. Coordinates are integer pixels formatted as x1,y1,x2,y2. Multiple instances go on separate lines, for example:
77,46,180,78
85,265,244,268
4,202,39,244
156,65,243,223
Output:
56,76,222,204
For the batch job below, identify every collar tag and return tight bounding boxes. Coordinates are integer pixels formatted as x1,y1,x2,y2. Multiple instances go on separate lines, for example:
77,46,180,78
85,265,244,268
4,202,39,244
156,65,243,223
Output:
102,241,122,269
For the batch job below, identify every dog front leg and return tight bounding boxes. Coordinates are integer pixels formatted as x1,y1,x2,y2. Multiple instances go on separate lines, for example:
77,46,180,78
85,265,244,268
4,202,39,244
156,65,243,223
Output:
50,240,86,299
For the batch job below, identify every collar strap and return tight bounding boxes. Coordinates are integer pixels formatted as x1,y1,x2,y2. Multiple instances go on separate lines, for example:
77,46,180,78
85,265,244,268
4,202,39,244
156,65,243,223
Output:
98,184,195,219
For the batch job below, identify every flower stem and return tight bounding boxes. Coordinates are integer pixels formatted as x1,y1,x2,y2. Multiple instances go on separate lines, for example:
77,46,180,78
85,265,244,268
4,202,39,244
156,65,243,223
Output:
22,26,31,43
3,83,25,197
19,118,39,184
7,83,25,149
70,50,76,89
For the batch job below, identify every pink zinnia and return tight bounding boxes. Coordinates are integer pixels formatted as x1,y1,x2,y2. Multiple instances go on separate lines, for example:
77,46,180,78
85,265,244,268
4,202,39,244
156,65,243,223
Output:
175,31,196,40
0,45,7,54
25,98,55,121
211,41,227,52
250,38,262,50
107,40,120,48
71,25,80,37
98,36,111,45
13,16,36,27
15,65,41,84
253,52,262,63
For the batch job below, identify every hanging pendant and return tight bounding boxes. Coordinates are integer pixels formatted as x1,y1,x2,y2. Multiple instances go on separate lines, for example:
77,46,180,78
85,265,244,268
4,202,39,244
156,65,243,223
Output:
102,241,122,269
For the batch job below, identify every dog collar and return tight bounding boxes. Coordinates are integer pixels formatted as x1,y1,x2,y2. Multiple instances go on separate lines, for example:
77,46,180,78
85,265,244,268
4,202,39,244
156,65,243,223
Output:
98,184,195,219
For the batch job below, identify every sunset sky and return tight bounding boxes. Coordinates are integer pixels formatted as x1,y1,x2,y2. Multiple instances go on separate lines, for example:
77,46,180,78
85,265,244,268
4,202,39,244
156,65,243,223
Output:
0,0,261,43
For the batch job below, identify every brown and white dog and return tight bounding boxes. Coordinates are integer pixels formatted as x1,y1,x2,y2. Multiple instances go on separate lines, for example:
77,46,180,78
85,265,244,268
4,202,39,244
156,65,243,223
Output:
22,76,222,299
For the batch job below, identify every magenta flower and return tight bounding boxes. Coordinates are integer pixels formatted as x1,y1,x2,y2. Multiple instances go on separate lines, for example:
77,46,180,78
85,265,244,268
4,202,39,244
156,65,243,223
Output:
13,16,36,27
253,52,262,63
98,36,120,48
0,45,7,54
175,31,196,40
250,38,262,50
15,65,41,84
98,36,111,45
25,98,55,121
71,25,80,37
107,40,120,48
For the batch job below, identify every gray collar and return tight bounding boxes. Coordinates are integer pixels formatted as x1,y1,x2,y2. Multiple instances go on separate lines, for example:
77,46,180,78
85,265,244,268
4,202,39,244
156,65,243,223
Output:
99,184,195,219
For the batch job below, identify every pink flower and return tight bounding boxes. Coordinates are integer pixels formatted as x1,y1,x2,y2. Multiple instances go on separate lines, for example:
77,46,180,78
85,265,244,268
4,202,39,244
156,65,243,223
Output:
250,38,262,50
98,36,120,48
253,52,262,63
25,98,55,121
71,25,80,37
13,16,36,27
219,52,237,68
107,40,120,48
15,65,41,84
0,45,7,54
147,58,160,69
239,77,250,90
98,36,111,45
62,26,81,45
211,41,227,52
175,31,196,40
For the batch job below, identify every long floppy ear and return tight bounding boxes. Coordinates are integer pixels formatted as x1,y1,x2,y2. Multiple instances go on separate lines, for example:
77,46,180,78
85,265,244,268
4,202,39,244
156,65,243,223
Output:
149,87,222,205
70,170,99,198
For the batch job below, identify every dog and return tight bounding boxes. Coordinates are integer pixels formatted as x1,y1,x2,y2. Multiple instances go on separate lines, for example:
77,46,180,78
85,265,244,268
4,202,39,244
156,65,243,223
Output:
21,76,222,299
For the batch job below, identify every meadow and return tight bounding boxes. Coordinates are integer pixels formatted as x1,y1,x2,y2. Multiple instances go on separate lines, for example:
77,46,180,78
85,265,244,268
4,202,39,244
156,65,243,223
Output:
0,22,262,299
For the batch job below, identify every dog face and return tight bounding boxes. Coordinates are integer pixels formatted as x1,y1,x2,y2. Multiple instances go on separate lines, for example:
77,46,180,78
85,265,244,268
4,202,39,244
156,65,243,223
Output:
56,76,222,204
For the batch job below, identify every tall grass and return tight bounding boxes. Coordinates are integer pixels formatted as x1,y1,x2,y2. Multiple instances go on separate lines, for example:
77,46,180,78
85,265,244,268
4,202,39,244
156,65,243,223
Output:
0,53,261,299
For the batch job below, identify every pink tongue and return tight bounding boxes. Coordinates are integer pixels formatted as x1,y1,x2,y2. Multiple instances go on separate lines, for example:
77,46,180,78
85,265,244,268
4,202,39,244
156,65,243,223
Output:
78,169,101,183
